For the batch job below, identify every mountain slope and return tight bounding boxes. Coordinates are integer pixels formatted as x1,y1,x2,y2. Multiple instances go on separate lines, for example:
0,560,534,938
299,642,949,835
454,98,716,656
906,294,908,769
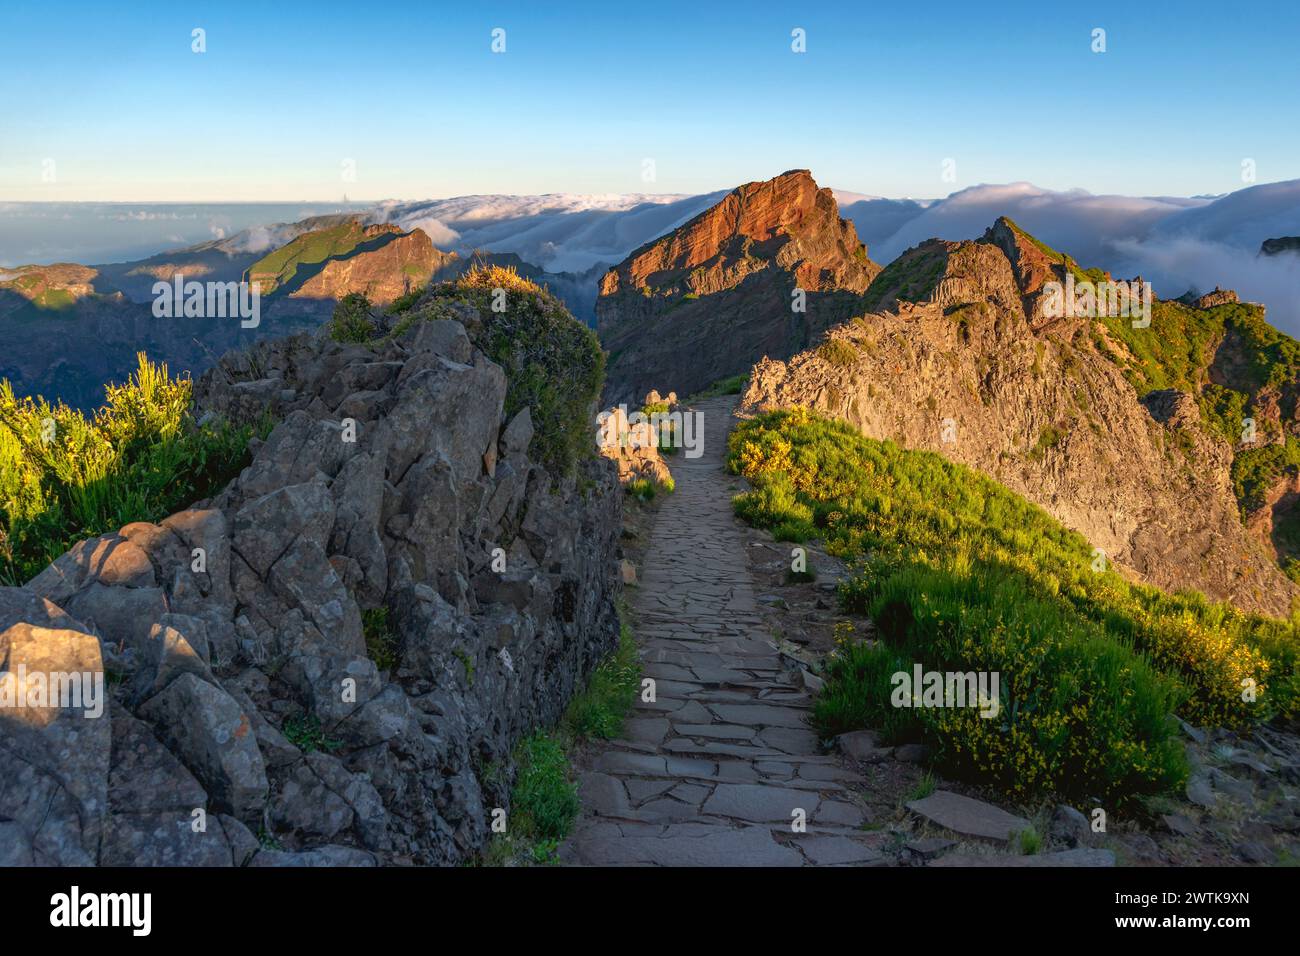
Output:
741,217,1299,617
597,169,880,404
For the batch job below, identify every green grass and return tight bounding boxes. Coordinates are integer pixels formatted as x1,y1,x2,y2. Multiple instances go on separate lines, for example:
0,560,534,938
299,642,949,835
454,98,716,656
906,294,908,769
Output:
1233,436,1300,515
362,607,399,671
0,353,258,585
560,611,641,740
1017,825,1042,855
509,732,580,847
282,712,343,754
486,608,640,864
727,408,1300,802
906,771,937,801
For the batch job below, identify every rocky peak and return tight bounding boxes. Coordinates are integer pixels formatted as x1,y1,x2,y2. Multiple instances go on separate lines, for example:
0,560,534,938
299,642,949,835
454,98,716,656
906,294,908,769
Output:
740,218,1299,617
597,169,880,404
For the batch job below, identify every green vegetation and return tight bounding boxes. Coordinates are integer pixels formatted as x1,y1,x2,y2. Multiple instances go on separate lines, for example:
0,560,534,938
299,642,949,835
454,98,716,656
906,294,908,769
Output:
861,244,947,311
626,476,674,501
685,373,749,402
388,264,605,477
485,609,640,864
328,292,377,343
0,354,256,585
282,713,342,754
728,408,1300,802
508,733,580,854
1028,424,1066,461
906,771,937,802
1233,437,1300,516
1017,825,1042,856
362,607,399,671
818,338,859,368
560,611,642,740
1095,298,1300,523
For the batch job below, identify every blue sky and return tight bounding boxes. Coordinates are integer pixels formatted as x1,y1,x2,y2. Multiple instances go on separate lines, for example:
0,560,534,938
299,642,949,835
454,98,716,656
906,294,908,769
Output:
2,0,1298,201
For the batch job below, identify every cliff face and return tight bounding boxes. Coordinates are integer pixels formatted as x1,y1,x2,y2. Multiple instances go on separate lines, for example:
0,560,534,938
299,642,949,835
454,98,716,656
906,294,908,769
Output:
741,220,1299,618
597,169,880,404
0,306,623,865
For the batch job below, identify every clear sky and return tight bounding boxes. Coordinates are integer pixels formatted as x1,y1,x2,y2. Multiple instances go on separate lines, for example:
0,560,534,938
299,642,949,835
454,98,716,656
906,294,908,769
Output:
2,0,1297,202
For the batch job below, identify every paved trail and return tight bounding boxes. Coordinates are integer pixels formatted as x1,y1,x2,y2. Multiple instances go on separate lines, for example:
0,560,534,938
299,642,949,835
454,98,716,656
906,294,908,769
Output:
562,396,881,866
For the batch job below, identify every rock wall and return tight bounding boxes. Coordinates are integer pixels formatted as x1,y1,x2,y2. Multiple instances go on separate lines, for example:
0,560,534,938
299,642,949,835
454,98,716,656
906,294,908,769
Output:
0,316,622,865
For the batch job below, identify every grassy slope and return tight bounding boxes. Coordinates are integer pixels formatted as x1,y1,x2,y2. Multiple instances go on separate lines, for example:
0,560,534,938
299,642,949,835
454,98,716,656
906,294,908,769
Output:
728,408,1299,802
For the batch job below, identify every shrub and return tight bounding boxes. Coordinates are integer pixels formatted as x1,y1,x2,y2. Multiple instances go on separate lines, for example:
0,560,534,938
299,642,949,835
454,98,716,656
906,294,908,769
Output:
818,339,859,367
0,354,255,585
328,292,376,343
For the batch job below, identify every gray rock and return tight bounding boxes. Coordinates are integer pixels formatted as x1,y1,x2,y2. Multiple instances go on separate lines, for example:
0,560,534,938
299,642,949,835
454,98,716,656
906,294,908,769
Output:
139,673,268,820
1050,804,1091,847
906,790,1030,841
0,622,111,865
836,729,893,763
100,812,234,866
108,713,208,813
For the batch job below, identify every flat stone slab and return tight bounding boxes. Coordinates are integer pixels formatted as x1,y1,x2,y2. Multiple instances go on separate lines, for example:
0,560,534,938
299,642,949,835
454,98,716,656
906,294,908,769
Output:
575,824,803,867
928,848,1116,867
709,703,810,729
702,783,817,823
795,835,888,866
906,790,1030,841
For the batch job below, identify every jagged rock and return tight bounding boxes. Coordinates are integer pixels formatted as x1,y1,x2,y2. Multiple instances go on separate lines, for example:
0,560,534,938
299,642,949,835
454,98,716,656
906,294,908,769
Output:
0,621,111,865
138,673,268,821
108,712,208,813
100,812,238,867
599,169,880,404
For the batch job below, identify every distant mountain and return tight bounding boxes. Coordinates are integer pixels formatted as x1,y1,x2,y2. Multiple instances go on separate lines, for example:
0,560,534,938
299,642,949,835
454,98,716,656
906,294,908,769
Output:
1261,237,1300,257
597,169,880,405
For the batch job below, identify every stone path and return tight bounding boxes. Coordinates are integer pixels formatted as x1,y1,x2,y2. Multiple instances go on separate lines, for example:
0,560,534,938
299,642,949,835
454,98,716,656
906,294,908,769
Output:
562,397,883,866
